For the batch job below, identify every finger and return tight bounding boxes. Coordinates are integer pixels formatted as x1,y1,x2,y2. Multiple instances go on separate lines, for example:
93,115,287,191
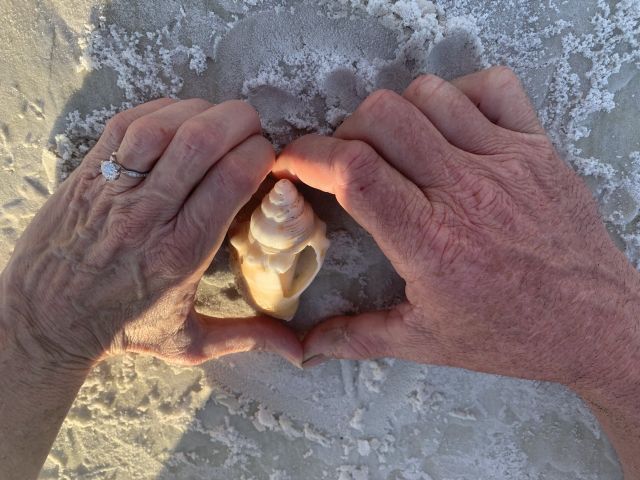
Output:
301,304,414,366
402,74,509,154
174,134,274,266
193,312,303,368
108,98,214,190
145,100,262,212
334,89,454,189
450,66,544,135
87,98,177,166
275,135,431,272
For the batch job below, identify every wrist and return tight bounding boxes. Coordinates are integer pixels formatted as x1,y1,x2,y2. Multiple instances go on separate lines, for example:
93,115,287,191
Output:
0,269,97,376
568,264,640,480
569,264,640,408
0,273,91,480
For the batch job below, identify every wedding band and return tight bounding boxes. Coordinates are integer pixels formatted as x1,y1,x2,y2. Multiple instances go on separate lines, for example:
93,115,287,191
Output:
100,152,150,182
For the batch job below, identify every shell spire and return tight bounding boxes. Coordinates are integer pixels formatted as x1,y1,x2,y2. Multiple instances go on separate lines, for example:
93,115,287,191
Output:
250,179,314,253
230,179,330,321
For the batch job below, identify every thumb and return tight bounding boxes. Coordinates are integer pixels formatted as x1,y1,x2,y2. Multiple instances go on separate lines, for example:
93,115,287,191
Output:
301,303,415,368
183,311,303,368
274,135,433,277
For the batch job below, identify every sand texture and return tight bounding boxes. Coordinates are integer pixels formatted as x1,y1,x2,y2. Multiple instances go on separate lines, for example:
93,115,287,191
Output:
0,0,638,478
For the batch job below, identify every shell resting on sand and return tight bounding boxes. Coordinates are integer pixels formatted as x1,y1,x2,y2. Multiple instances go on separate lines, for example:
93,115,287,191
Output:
230,179,330,321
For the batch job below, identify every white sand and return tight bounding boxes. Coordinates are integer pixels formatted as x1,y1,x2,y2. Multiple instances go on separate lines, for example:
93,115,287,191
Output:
0,0,638,478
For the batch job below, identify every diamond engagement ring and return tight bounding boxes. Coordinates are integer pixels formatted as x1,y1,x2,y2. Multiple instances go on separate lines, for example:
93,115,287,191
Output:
100,152,150,182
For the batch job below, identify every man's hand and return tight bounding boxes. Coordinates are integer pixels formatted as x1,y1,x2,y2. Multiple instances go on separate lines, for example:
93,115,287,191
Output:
276,68,637,384
275,67,640,475
277,66,636,381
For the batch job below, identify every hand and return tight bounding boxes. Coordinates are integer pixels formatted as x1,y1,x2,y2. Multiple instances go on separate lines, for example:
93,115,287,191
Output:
275,67,640,387
1,98,302,370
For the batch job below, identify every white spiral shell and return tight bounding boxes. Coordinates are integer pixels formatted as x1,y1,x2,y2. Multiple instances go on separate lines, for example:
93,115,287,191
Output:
230,179,330,321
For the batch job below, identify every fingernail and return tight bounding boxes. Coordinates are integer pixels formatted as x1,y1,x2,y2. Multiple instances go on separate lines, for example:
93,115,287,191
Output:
289,357,304,370
302,354,329,369
279,352,303,370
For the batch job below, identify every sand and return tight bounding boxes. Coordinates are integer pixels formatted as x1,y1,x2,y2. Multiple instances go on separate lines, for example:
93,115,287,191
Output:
0,0,638,478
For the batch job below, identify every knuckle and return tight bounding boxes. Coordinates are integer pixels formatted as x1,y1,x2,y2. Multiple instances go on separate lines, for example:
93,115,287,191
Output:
177,120,224,156
182,98,214,111
211,136,274,205
331,140,380,191
455,172,516,227
359,89,400,122
406,74,447,99
104,112,131,142
239,135,276,168
69,165,99,193
483,142,533,181
220,99,261,126
497,156,531,183
217,162,255,200
521,132,554,155
125,118,173,152
489,65,520,89
249,134,276,153
495,136,555,184
453,170,491,202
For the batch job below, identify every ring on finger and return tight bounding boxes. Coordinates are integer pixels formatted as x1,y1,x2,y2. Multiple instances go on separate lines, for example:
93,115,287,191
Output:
100,152,151,182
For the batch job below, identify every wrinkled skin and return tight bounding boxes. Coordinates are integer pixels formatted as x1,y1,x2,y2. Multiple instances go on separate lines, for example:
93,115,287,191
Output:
2,98,302,368
1,98,309,478
2,67,640,479
275,67,637,385
275,67,640,477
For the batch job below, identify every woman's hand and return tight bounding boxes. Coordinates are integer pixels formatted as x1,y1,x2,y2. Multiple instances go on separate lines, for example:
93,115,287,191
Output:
276,67,639,386
2,98,302,370
0,98,305,478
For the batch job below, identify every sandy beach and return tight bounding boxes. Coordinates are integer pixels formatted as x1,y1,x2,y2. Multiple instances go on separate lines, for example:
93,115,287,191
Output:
1,0,638,478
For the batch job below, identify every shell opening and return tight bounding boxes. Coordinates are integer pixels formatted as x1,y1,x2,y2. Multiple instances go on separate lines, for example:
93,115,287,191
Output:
283,245,319,297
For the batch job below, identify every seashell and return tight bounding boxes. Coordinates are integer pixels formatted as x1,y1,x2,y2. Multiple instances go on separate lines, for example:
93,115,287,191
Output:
230,179,330,321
